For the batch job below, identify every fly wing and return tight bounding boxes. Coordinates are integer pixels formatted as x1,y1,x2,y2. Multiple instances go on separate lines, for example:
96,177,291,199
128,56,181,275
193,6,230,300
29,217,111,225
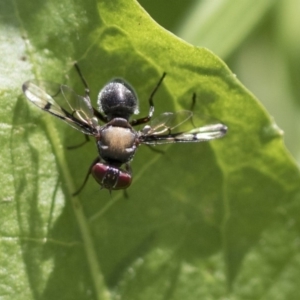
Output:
22,80,98,135
139,110,227,145
142,110,193,135
60,85,95,122
167,123,227,142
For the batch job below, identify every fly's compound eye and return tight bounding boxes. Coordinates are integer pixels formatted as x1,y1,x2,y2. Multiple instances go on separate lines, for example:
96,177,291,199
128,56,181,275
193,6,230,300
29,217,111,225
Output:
91,163,132,190
97,79,139,120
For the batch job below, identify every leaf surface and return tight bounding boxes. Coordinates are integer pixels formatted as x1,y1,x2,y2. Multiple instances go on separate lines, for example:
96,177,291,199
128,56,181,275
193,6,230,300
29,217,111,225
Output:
1,0,300,299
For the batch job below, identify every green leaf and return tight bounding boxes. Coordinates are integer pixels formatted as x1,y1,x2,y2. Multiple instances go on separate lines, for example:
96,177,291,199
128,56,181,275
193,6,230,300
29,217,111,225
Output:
1,0,300,299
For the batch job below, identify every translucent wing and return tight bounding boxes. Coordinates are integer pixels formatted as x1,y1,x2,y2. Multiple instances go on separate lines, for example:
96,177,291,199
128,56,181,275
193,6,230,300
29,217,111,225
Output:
22,81,98,135
141,110,193,135
139,110,227,145
60,85,95,121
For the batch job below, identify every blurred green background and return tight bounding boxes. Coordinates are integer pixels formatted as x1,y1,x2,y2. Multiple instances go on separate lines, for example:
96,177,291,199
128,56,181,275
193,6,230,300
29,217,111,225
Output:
138,0,300,161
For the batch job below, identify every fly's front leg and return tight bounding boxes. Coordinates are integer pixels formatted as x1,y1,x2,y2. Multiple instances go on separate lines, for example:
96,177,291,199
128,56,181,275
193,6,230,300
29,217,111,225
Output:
74,62,107,123
74,62,90,99
130,72,166,126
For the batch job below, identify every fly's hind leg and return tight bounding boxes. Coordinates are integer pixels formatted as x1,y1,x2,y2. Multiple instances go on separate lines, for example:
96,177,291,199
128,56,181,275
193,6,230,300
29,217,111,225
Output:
73,157,100,196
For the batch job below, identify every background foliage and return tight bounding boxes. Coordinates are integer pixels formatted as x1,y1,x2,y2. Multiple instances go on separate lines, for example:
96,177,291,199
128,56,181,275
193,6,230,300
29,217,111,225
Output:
140,0,300,159
1,0,300,299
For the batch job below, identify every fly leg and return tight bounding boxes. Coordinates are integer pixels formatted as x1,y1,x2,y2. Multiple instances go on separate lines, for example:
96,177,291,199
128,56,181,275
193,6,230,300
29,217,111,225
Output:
130,73,166,126
74,62,107,123
190,93,197,128
67,134,90,150
122,163,132,199
73,156,100,196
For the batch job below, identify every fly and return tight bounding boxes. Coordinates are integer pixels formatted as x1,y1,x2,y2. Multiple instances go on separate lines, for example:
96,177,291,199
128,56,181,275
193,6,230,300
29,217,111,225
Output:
22,63,227,195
